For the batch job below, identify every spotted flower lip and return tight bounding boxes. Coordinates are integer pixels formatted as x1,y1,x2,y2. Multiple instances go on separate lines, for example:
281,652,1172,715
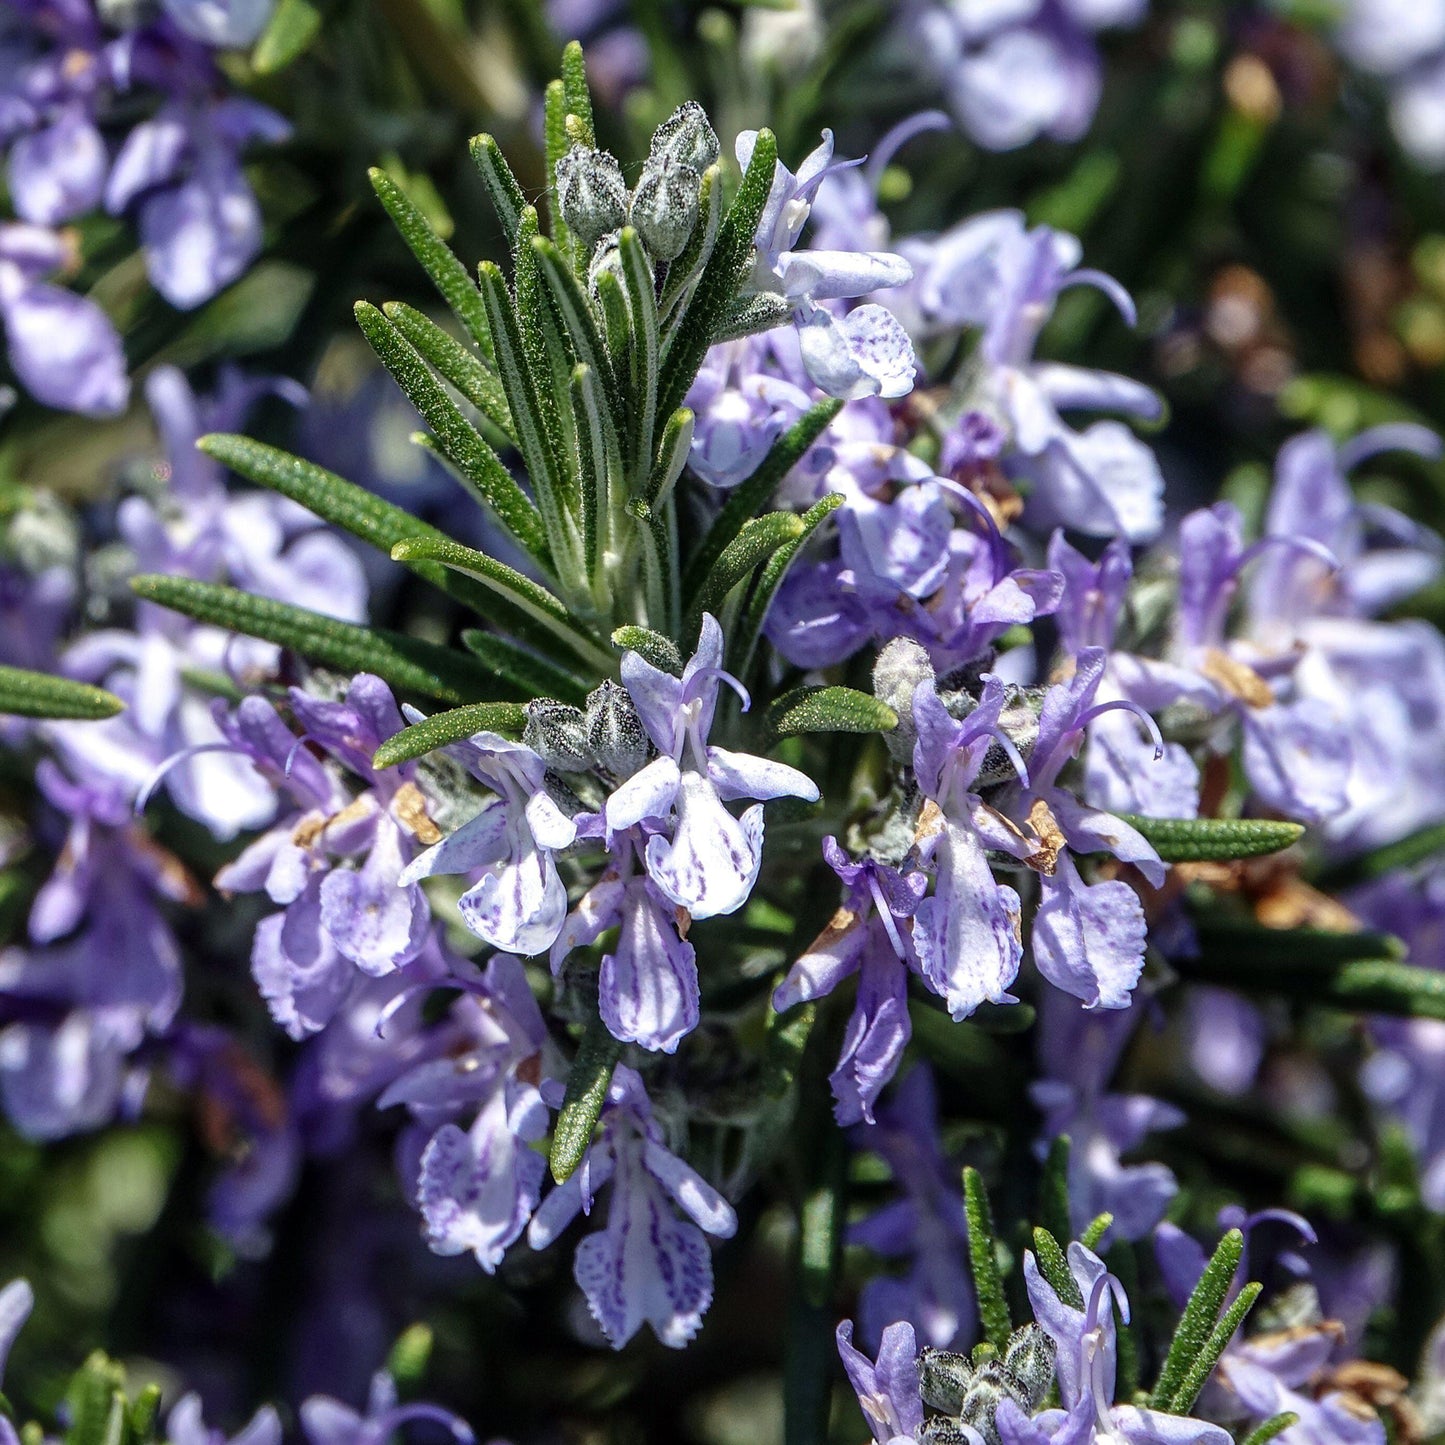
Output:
608,614,819,920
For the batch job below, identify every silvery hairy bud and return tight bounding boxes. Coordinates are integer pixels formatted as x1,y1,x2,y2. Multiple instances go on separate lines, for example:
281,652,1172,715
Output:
555,146,627,250
918,1347,974,1415
7,492,79,575
919,1420,976,1445
630,156,699,263
1001,1324,1055,1410
524,699,591,772
585,681,651,780
587,230,625,296
972,684,1044,790
957,1362,1029,1445
873,636,935,766
649,101,720,173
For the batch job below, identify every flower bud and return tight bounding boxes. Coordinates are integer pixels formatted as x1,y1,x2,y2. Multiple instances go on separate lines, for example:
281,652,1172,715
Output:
918,1347,974,1415
872,636,935,765
555,146,627,250
649,101,720,173
587,230,625,296
630,156,700,263
918,1420,976,1445
957,1362,1028,1445
1002,1324,1055,1410
524,699,591,773
586,680,651,780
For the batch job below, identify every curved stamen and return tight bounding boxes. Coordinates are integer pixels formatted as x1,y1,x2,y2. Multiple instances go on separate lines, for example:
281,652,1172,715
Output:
1241,1206,1318,1247
134,742,246,817
1339,422,1442,473
1238,533,1338,576
283,732,324,780
934,476,1013,580
376,1404,475,1444
681,665,752,714
864,110,952,189
372,975,493,1039
975,723,1032,790
865,872,907,959
1073,698,1165,762
1061,268,1137,329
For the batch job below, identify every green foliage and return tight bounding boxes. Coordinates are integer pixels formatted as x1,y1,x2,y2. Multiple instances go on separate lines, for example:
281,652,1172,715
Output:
550,1005,622,1185
1150,1229,1246,1411
0,666,122,720
1114,814,1305,861
962,1167,1012,1352
764,686,899,738
372,702,527,769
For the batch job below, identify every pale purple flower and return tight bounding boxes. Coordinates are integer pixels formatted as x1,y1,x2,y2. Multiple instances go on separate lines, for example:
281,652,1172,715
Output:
1005,1242,1231,1445
773,837,926,1123
0,222,127,415
380,954,548,1274
166,1394,282,1445
552,818,699,1054
159,0,277,49
836,1317,924,1445
0,1278,33,1386
736,128,916,400
608,613,818,920
528,1065,737,1349
399,731,576,957
300,1372,474,1445
849,1066,976,1349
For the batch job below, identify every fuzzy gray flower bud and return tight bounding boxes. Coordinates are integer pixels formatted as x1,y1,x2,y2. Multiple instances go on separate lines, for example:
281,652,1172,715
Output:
630,156,700,262
587,230,625,296
524,699,591,773
918,1420,976,1445
649,101,720,173
555,146,627,249
1002,1325,1055,1410
918,1348,974,1415
873,636,935,766
586,680,651,780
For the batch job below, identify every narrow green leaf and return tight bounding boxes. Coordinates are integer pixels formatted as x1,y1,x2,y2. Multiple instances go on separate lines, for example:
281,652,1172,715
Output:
1169,1280,1261,1414
1080,1213,1114,1251
532,237,619,415
196,434,549,642
251,0,321,73
963,1167,1012,1352
391,538,614,674
595,268,631,357
559,40,596,147
1032,1228,1084,1309
1192,920,1406,966
682,398,842,597
543,79,573,259
130,576,493,705
1114,814,1305,862
1038,1137,1073,1247
712,291,795,344
369,168,492,359
478,258,580,571
618,228,659,481
1358,818,1445,878
765,685,898,739
688,510,804,630
611,625,683,675
65,1356,127,1445
1240,1414,1300,1445
373,701,527,769
460,629,589,706
126,1386,162,1445
0,665,122,720
659,129,778,420
381,302,512,438
550,1007,622,1183
515,209,579,483
1150,1228,1245,1410
571,366,607,602
1176,952,1445,1020
354,302,549,564
736,493,844,675
647,407,694,509
468,133,525,242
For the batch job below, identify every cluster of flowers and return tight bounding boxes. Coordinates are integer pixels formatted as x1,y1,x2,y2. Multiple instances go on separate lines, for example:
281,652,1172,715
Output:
1,0,284,417
3,65,1445,1445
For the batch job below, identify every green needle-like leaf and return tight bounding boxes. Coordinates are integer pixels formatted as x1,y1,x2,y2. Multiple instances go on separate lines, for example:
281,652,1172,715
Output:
688,511,804,631
1080,1213,1114,1251
765,686,898,738
1038,1137,1073,1247
658,165,722,324
963,1167,1012,1352
659,129,778,420
681,398,842,598
392,538,614,674
381,302,512,438
1114,814,1305,862
460,629,589,706
131,576,493,705
1031,1228,1084,1309
618,228,659,482
550,1006,621,1184
542,79,574,260
1150,1228,1244,1410
251,0,321,73
1176,951,1445,1020
1169,1280,1261,1414
532,237,619,419
647,407,694,510
126,1386,162,1445
559,40,596,147
0,665,122,720
355,301,550,566
611,625,683,675
373,701,527,769
1240,1415,1300,1445
468,133,526,242
369,167,492,360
